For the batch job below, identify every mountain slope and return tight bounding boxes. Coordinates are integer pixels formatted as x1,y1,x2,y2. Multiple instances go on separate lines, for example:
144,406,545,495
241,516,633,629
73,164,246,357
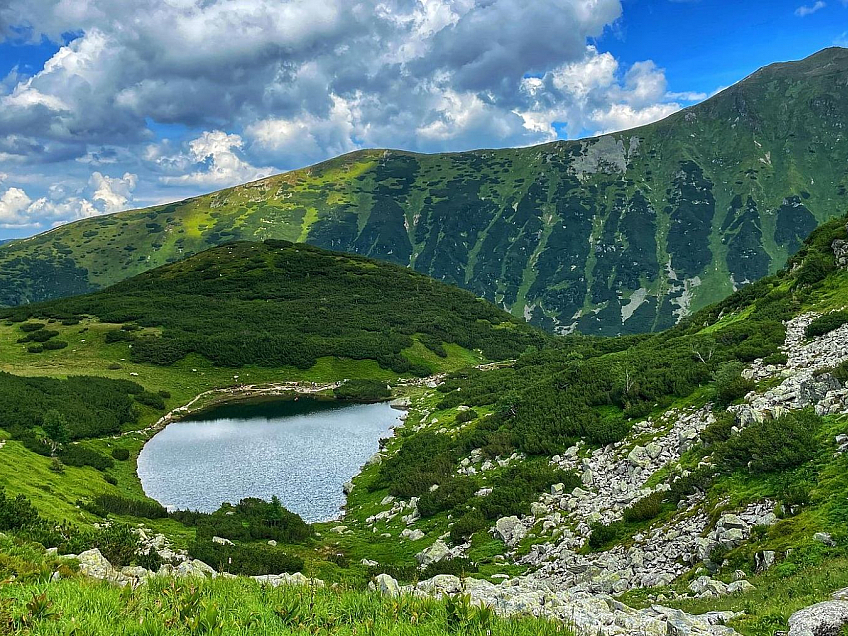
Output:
2,48,848,335
6,240,545,373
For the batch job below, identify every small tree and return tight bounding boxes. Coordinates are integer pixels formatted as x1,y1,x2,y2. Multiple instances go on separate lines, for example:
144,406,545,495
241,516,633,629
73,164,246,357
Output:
42,409,69,456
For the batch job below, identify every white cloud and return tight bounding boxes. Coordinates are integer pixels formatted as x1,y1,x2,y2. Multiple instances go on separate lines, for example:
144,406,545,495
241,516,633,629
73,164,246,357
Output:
0,0,710,234
0,170,137,228
159,131,274,187
515,46,685,140
0,187,36,227
795,1,826,16
90,171,137,213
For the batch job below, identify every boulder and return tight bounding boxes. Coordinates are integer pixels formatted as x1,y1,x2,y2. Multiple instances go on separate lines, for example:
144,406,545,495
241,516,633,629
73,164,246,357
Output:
494,516,527,547
400,528,425,541
212,536,233,545
814,532,836,547
76,549,130,586
415,540,451,567
175,559,216,579
343,481,354,495
788,600,848,636
370,573,401,597
755,550,776,573
727,580,755,594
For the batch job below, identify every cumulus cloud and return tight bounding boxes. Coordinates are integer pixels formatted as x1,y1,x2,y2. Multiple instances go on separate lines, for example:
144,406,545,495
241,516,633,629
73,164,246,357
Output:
158,131,274,187
0,0,709,233
0,171,137,228
795,1,826,16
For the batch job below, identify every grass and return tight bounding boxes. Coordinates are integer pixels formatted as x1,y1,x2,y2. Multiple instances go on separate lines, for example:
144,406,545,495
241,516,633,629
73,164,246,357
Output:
0,535,573,636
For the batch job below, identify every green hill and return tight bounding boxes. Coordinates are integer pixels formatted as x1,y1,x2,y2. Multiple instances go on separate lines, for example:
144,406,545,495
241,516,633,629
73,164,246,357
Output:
0,212,847,634
5,240,545,374
2,48,848,335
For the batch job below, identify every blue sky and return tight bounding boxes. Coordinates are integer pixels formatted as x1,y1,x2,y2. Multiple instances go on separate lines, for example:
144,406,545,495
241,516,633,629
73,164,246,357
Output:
0,0,845,239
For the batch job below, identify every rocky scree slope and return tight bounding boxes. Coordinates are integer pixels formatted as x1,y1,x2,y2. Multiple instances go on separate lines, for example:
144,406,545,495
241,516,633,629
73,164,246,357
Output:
3,48,848,336
340,217,848,635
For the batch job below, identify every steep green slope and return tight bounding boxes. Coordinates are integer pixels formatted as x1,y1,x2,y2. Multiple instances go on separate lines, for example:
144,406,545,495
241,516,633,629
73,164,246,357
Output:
1,48,848,335
5,240,545,373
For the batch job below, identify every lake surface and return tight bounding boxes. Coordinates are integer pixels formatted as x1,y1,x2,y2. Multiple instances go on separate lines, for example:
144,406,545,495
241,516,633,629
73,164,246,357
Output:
137,398,399,522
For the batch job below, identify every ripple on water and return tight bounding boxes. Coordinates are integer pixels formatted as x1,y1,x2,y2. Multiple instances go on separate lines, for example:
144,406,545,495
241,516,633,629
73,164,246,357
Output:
137,398,399,522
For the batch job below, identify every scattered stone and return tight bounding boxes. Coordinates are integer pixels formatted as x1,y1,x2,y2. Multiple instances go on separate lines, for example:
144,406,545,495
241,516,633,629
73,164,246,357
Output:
788,600,848,636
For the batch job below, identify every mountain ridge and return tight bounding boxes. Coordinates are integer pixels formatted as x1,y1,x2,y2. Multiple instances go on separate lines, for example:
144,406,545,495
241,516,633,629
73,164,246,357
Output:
2,47,848,335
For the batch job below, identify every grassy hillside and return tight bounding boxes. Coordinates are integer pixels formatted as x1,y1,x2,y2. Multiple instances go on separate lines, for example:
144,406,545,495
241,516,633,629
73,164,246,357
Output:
0,217,846,634
4,240,545,374
2,49,848,336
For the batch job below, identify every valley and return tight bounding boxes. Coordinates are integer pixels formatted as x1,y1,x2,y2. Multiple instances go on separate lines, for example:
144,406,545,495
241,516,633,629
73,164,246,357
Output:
3,49,848,335
0,214,847,635
2,31,848,636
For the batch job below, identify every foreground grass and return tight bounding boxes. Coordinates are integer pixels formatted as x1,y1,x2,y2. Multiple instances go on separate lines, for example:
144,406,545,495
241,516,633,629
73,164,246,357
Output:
0,536,571,636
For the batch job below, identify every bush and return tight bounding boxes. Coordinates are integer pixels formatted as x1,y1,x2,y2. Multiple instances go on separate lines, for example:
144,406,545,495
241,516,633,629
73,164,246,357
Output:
762,352,788,366
19,322,45,333
25,329,59,343
187,540,303,576
0,488,40,530
27,345,43,354
111,448,131,461
135,391,166,410
713,361,754,408
806,311,848,339
700,411,736,446
667,466,715,503
717,410,820,473
58,445,114,471
622,491,665,523
333,380,391,402
94,494,168,519
107,363,122,370
42,340,68,351
174,497,312,544
455,409,478,423
417,477,476,518
91,523,139,568
588,521,625,550
450,510,487,544
104,474,118,486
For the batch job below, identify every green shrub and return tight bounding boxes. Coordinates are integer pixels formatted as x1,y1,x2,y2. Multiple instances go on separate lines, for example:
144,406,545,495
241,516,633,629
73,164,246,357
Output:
455,409,478,423
588,521,625,550
91,523,139,568
762,352,789,366
94,494,168,519
450,510,487,544
111,448,131,461
333,380,391,402
104,474,118,486
42,340,68,351
19,322,45,333
107,362,122,370
188,540,303,576
717,410,820,473
25,329,59,343
700,411,736,446
417,477,476,518
135,391,166,410
806,311,848,339
26,344,43,354
713,361,754,408
173,497,312,544
59,445,114,471
0,488,40,530
622,491,665,523
667,466,715,503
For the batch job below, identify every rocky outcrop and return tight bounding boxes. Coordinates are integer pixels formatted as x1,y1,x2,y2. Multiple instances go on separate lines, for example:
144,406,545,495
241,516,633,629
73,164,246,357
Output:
788,600,848,636
252,572,324,588
383,573,742,636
